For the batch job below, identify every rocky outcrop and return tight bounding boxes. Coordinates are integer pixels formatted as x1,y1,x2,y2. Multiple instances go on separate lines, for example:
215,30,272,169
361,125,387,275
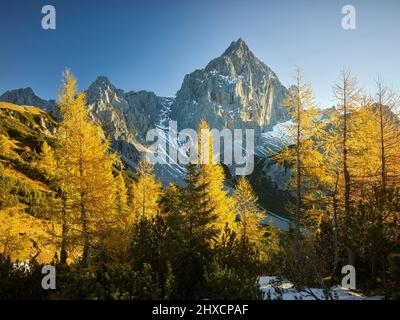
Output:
85,76,174,165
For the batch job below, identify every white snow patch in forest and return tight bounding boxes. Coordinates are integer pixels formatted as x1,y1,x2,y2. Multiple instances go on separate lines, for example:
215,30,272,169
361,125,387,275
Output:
259,276,384,300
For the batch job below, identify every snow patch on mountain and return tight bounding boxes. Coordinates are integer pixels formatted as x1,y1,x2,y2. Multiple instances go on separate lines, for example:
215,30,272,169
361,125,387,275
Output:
255,120,293,158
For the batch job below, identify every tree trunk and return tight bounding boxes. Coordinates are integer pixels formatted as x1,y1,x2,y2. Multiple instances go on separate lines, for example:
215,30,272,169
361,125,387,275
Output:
295,88,302,254
60,195,68,265
371,252,377,289
81,194,89,266
79,147,89,266
332,172,340,278
343,89,355,266
379,103,387,188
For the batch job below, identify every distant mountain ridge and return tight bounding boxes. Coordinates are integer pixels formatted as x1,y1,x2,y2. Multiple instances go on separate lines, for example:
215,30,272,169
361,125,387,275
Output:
0,87,56,114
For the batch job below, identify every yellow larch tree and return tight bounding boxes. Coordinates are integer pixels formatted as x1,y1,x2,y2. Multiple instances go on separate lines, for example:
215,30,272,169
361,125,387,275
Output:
233,176,265,247
331,70,362,265
37,141,57,179
372,77,400,188
196,119,237,238
55,69,118,265
130,156,161,222
349,99,383,194
115,170,128,216
273,67,324,236
37,139,71,264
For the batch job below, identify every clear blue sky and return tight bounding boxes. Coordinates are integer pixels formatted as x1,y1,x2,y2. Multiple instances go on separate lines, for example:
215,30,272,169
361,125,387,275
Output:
0,0,399,107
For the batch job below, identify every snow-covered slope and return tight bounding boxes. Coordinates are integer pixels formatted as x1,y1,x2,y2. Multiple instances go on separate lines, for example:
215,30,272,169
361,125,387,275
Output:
257,120,294,157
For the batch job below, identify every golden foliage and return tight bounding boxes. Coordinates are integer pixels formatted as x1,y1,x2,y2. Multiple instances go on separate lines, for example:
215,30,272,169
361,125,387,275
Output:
130,157,162,222
197,120,237,237
233,176,265,246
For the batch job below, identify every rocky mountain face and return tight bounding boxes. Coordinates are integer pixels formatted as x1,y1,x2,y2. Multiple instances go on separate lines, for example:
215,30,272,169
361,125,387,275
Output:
0,39,292,197
0,77,174,166
84,76,173,165
170,38,289,134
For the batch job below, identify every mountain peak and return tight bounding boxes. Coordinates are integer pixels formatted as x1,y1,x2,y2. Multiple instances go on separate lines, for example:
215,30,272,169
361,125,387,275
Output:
222,38,250,57
7,87,36,97
19,87,35,95
172,38,288,132
86,76,121,106
87,76,116,94
92,76,112,87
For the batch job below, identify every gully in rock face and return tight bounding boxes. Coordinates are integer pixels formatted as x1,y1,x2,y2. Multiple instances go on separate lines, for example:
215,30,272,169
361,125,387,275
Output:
146,120,255,175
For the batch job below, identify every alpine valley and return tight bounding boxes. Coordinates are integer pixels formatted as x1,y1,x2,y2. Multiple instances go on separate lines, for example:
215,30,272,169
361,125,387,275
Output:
0,39,295,222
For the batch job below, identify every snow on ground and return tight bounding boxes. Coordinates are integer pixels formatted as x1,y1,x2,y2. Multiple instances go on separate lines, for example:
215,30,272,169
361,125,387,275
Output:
259,276,384,300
